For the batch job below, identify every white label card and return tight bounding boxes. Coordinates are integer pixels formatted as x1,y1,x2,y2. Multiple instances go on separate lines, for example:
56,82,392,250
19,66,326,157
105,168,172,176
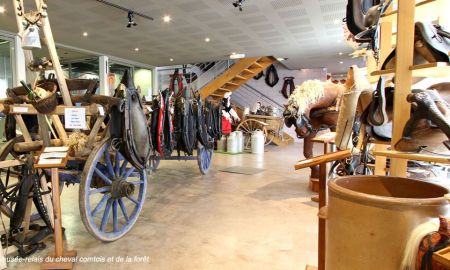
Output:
38,158,62,165
98,105,105,116
43,146,69,153
64,108,86,129
13,106,28,113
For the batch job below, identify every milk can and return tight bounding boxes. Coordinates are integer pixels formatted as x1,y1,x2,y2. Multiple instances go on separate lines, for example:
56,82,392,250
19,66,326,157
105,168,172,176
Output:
235,131,244,153
216,136,227,152
251,130,265,154
227,132,238,154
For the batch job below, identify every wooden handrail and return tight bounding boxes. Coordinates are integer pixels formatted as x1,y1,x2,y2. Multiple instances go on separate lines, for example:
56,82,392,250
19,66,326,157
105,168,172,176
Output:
294,150,352,170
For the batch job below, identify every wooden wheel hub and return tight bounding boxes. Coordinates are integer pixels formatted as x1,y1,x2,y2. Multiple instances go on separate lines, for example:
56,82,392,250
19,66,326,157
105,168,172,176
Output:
111,179,135,199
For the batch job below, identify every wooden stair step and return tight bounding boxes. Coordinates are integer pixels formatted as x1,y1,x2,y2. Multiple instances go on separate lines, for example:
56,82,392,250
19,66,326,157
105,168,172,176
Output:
225,82,239,86
217,87,230,92
209,93,222,97
251,62,263,68
242,68,255,74
234,75,247,80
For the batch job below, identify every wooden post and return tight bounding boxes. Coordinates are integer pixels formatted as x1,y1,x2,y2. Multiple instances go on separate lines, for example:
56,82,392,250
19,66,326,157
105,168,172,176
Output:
36,150,76,270
34,0,72,106
318,162,327,270
295,150,352,270
390,0,416,177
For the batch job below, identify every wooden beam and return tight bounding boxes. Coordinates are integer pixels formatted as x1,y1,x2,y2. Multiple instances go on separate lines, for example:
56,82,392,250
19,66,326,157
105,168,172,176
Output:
14,115,32,142
390,0,416,177
9,104,99,116
35,0,72,106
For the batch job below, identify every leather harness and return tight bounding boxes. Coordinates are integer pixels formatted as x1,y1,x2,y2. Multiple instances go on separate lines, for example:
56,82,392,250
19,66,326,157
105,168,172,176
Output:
281,77,295,99
265,64,279,87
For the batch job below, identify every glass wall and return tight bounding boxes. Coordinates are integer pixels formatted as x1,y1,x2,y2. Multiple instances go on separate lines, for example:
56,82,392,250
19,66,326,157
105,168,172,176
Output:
0,38,13,98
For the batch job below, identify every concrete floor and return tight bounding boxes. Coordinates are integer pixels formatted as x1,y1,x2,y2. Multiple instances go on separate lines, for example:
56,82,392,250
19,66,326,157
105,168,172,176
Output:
9,143,319,270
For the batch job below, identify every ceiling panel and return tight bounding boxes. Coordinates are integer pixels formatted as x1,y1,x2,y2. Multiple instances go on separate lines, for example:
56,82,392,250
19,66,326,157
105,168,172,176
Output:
0,0,361,73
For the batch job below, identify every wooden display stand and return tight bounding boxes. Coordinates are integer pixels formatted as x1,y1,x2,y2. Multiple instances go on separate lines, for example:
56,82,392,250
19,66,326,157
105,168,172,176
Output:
35,148,77,270
294,150,352,270
370,0,450,174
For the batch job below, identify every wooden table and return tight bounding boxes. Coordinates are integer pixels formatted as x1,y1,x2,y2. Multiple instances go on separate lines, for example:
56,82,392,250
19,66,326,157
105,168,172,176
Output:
35,149,77,270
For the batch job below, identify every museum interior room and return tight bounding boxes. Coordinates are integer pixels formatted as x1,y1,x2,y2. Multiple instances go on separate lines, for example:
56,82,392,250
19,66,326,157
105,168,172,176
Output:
0,0,449,269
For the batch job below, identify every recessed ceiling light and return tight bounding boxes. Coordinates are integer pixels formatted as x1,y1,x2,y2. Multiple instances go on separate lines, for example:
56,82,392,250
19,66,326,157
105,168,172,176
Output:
230,53,245,59
333,19,340,24
170,58,174,62
83,32,88,37
339,61,343,64
163,15,171,23
204,37,211,42
338,52,343,55
134,47,139,52
276,57,287,61
0,6,5,13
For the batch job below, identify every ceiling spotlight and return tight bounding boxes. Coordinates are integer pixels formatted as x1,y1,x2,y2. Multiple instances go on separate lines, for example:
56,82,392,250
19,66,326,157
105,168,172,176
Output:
276,57,287,61
170,58,174,62
163,15,171,23
339,61,343,64
134,47,139,51
338,52,343,55
0,6,5,13
232,0,246,12
205,37,211,42
83,32,88,37
127,11,137,28
230,53,245,59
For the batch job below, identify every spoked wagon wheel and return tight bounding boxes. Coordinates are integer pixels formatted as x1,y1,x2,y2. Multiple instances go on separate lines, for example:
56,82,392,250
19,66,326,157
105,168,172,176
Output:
0,137,53,222
148,150,160,173
79,139,147,242
197,142,213,175
265,130,276,146
236,119,268,149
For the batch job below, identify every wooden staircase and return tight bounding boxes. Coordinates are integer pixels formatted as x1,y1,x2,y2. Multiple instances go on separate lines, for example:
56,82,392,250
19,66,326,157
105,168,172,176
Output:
199,56,275,99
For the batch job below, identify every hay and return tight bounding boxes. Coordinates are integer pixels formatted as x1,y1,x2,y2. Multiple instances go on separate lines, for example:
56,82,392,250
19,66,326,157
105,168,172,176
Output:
68,132,89,156
287,80,325,117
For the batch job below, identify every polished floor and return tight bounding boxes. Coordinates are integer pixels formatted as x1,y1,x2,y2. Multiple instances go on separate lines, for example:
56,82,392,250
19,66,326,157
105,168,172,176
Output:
9,143,319,270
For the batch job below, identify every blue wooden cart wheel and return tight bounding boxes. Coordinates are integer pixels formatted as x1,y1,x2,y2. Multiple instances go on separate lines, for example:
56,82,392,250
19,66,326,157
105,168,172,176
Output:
197,142,213,175
79,139,147,242
148,150,160,173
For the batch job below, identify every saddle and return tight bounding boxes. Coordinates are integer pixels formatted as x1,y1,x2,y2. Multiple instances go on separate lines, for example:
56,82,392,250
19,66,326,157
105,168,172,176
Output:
281,77,295,99
174,96,196,156
395,90,450,152
361,81,450,152
265,64,279,87
110,70,151,170
382,22,450,70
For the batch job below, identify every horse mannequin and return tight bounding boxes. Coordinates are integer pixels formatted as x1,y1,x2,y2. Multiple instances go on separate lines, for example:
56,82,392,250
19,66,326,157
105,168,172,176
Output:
283,74,352,188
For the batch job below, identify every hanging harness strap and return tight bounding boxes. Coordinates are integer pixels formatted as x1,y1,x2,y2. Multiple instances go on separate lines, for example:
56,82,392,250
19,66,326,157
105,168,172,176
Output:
281,77,295,98
170,68,184,98
265,64,279,87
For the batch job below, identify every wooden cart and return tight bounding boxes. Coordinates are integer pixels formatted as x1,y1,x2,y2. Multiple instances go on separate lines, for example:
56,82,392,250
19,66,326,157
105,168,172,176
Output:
236,114,285,149
0,0,148,244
